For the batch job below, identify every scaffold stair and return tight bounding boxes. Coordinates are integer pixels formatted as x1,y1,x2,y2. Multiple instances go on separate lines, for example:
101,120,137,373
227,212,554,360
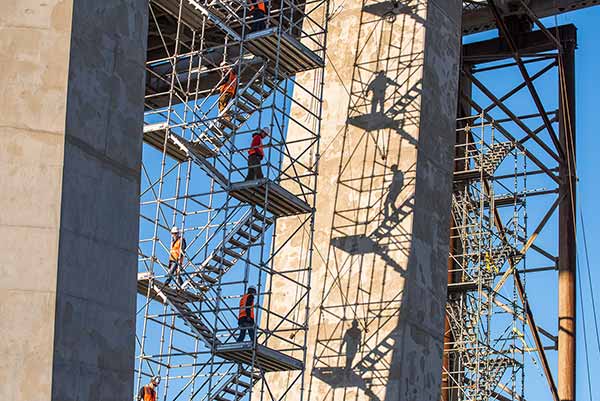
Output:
137,272,219,348
355,334,395,375
476,142,514,175
208,369,260,401
478,356,512,398
195,65,277,156
182,208,273,289
184,0,245,39
143,126,230,188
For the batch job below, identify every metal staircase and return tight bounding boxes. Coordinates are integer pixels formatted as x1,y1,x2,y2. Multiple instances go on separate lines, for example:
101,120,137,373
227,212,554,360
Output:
477,142,514,175
138,273,219,348
194,64,277,156
182,207,273,290
208,369,260,401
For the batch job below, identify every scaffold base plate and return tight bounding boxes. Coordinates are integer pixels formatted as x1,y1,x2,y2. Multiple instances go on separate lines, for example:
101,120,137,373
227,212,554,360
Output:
229,179,312,217
215,342,303,371
245,27,324,75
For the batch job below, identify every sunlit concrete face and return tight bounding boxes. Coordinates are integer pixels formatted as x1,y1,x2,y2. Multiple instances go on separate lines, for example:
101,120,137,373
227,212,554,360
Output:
266,1,462,400
0,1,147,400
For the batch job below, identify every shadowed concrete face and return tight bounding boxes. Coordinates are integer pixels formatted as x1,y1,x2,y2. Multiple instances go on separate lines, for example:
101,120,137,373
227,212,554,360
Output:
0,1,148,400
264,0,461,400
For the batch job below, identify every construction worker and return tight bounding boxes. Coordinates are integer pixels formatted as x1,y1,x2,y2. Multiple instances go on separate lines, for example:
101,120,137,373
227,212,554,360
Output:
137,376,160,401
218,62,237,122
383,164,404,221
246,127,269,181
365,70,398,115
165,226,186,287
237,286,257,342
250,0,267,31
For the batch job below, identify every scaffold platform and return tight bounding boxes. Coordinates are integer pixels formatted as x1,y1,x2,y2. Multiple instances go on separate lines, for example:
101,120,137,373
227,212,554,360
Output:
229,179,312,217
447,281,479,295
244,28,324,75
143,123,216,159
215,342,303,371
137,272,204,303
453,169,490,183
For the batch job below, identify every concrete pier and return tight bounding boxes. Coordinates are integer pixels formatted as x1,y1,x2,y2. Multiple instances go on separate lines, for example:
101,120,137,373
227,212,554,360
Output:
267,1,462,400
0,1,148,400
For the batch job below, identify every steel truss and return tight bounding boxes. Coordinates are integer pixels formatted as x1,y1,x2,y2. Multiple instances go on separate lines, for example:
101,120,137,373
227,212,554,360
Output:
442,7,577,401
135,0,329,400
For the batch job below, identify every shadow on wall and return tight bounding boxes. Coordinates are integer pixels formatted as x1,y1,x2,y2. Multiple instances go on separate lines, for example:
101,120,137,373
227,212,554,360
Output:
307,0,449,400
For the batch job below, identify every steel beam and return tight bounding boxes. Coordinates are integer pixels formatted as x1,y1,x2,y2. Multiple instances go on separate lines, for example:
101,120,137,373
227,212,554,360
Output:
463,24,576,64
462,0,598,34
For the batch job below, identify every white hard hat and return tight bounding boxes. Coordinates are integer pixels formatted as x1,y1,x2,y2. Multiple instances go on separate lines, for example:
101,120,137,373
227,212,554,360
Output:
220,60,228,67
171,226,179,234
261,127,270,135
152,376,161,385
248,285,257,292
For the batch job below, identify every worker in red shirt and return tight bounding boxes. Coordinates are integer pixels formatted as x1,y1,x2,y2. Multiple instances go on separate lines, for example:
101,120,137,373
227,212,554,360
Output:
250,0,267,32
237,286,257,342
218,61,237,122
246,127,269,181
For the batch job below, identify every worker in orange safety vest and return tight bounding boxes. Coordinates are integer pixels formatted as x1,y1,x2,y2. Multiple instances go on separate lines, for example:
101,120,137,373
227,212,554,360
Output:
245,127,269,181
218,61,238,122
165,226,186,287
137,376,160,401
249,0,267,31
236,286,257,342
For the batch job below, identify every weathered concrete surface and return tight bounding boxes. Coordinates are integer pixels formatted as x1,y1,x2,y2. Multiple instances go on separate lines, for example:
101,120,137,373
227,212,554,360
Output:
266,1,461,400
0,1,147,400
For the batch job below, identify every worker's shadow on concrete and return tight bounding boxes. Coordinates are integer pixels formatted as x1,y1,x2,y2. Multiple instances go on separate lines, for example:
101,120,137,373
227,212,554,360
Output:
312,320,380,401
330,165,414,275
347,77,421,147
362,0,426,25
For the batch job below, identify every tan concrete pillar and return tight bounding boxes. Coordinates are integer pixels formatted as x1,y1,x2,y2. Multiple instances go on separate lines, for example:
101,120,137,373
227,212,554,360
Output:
0,1,147,400
266,1,462,400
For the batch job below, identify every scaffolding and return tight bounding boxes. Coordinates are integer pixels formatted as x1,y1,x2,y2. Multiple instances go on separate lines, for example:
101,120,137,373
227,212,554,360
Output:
442,8,577,401
135,0,328,399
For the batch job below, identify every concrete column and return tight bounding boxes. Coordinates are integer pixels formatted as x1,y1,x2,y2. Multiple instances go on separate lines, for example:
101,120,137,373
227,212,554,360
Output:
267,1,461,400
0,1,148,400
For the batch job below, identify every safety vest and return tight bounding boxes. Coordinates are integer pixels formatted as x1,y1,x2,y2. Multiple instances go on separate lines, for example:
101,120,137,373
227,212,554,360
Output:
239,294,255,320
142,386,156,401
170,237,183,261
220,70,237,96
250,0,266,13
